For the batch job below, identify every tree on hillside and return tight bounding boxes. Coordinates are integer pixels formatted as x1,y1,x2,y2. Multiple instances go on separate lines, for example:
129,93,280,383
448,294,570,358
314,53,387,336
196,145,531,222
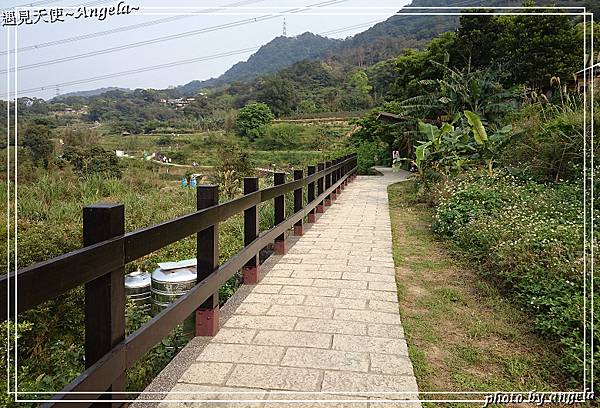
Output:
257,76,298,116
387,32,454,101
22,125,53,168
451,9,581,91
235,102,274,139
342,71,373,110
63,146,122,178
451,11,505,70
503,12,580,90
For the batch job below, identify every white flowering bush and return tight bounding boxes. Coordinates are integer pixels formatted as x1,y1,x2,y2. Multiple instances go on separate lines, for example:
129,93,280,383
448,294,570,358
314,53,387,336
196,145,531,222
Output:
433,169,599,383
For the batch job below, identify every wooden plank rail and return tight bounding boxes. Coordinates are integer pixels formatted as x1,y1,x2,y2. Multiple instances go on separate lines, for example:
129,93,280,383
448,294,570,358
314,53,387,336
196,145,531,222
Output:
1,153,357,407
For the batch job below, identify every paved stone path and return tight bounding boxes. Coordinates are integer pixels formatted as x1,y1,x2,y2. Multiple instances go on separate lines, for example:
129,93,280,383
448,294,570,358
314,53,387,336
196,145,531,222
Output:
156,168,419,407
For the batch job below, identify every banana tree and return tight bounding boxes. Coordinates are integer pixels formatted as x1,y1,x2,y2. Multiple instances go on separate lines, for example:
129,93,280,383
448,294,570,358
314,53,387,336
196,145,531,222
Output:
413,111,512,180
464,110,512,175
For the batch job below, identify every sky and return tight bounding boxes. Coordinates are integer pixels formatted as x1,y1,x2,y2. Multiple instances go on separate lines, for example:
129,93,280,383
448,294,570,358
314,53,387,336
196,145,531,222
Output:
0,0,411,100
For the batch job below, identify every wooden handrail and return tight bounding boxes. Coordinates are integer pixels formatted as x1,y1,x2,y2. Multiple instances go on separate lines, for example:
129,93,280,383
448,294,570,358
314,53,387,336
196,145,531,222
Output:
2,153,357,407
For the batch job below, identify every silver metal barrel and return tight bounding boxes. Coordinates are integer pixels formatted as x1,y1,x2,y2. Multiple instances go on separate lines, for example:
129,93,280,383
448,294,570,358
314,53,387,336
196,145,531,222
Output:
124,270,151,311
151,264,197,339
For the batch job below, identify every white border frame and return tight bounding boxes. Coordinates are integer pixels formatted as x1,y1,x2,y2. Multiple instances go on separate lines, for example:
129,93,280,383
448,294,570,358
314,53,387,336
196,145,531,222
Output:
3,3,595,405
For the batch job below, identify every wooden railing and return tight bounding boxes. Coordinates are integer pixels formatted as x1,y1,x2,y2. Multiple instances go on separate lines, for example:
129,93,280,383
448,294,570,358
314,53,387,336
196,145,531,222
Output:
0,153,358,407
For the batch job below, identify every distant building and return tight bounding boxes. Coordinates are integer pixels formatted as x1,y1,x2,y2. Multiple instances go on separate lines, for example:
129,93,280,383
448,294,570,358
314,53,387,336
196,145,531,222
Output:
572,65,600,93
53,105,88,117
160,97,196,110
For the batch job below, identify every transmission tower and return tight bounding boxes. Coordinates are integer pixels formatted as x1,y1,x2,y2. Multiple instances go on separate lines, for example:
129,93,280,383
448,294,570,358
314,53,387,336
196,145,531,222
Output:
282,18,287,36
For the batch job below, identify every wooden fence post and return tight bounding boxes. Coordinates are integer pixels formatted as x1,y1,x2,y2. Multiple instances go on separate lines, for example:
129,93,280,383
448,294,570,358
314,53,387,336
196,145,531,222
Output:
336,157,342,195
330,159,337,201
331,158,338,201
325,160,332,207
293,169,304,236
274,172,287,254
317,162,325,213
307,165,316,223
195,185,220,337
243,177,260,284
340,156,346,190
83,203,125,407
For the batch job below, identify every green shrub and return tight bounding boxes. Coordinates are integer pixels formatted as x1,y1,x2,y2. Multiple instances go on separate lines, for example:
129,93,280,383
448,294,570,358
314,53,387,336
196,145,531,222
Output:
355,140,388,174
235,102,274,139
253,123,305,150
63,146,122,179
22,125,53,168
156,135,173,146
501,106,586,182
433,170,598,383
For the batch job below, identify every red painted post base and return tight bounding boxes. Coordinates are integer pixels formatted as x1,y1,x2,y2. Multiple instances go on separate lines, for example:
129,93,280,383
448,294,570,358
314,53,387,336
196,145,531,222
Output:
195,307,220,337
336,187,341,194
308,212,316,223
331,193,337,201
293,224,304,236
243,266,261,284
274,239,287,255
316,204,325,213
325,198,332,206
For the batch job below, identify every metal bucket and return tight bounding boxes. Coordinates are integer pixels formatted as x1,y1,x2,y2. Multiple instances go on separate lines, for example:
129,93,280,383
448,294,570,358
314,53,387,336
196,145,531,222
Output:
151,264,197,340
124,270,151,312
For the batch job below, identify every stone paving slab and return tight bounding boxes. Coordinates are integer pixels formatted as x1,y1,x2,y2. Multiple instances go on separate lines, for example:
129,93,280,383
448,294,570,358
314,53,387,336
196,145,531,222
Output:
137,168,420,407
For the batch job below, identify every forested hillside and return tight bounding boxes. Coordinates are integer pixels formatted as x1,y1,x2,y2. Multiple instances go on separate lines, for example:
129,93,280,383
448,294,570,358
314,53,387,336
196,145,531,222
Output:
175,0,598,93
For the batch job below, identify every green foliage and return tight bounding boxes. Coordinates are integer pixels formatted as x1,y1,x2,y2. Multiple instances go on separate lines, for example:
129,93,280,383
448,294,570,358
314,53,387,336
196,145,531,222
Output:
253,123,305,150
385,32,455,101
352,100,412,152
213,143,255,199
63,146,122,179
341,71,373,110
257,76,298,116
354,140,388,174
125,300,186,392
235,103,274,138
399,65,518,124
156,134,173,146
451,10,581,90
22,125,53,168
296,99,318,114
500,98,597,183
432,170,598,383
61,127,99,148
411,111,512,182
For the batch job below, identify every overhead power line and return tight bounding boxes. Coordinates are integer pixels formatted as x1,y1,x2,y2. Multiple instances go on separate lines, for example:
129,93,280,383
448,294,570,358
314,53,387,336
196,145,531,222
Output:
0,0,491,98
0,0,266,56
0,0,348,74
1,18,372,98
2,47,261,97
0,0,483,60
